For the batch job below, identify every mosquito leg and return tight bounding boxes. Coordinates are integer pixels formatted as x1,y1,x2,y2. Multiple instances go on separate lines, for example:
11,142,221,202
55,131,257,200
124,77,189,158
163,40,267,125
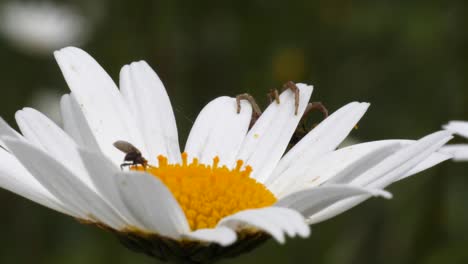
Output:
236,93,262,128
135,160,148,171
120,162,132,171
282,81,300,115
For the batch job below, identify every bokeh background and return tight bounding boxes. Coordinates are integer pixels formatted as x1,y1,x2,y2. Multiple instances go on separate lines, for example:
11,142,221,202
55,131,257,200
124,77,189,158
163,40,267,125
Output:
0,0,467,263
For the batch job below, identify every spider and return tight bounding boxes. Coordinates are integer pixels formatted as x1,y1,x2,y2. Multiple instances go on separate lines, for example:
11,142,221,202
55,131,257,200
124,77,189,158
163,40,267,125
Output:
236,81,328,146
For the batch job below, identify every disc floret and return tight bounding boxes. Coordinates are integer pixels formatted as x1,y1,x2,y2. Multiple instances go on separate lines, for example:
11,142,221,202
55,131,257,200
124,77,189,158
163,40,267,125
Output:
135,153,277,230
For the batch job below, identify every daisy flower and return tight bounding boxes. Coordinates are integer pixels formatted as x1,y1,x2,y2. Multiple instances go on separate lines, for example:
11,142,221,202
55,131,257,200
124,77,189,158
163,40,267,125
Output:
0,47,453,263
0,2,88,55
441,121,468,161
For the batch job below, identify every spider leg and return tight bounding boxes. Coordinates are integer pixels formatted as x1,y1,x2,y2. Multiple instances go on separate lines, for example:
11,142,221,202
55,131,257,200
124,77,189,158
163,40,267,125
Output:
304,101,329,119
282,81,300,115
267,89,280,104
299,102,329,131
290,102,330,147
236,93,262,128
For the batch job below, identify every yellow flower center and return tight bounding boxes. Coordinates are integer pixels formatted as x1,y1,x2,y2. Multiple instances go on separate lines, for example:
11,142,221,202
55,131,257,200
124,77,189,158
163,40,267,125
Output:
134,153,276,231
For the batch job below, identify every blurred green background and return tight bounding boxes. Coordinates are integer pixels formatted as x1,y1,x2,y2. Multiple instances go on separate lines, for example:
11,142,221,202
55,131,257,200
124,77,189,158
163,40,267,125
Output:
0,0,467,263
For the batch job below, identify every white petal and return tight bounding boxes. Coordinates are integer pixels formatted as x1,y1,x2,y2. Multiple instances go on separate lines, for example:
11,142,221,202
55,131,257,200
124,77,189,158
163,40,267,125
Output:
352,131,453,187
306,131,453,224
266,102,369,185
0,147,73,216
268,140,404,197
439,144,468,161
183,227,237,246
0,119,68,213
236,84,313,183
60,93,100,152
323,144,403,186
78,149,146,229
218,207,310,244
2,138,126,228
397,151,452,181
267,207,310,238
269,207,311,238
276,185,391,217
306,196,367,225
15,108,95,190
54,47,145,165
116,171,190,238
185,96,252,167
322,142,450,184
120,61,181,164
0,117,23,148
443,121,468,138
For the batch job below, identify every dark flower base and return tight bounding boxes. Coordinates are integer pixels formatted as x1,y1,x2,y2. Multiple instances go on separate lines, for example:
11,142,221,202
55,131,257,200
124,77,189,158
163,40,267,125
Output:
114,230,270,264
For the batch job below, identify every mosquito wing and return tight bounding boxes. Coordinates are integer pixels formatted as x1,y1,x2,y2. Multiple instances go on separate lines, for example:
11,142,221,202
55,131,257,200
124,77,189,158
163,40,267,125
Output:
113,140,141,154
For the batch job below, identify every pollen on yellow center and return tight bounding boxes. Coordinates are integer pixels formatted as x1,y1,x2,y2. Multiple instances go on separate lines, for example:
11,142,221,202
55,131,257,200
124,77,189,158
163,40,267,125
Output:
134,153,277,231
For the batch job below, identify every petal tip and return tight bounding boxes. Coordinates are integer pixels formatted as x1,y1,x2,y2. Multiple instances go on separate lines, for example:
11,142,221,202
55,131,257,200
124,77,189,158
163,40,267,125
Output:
373,189,393,199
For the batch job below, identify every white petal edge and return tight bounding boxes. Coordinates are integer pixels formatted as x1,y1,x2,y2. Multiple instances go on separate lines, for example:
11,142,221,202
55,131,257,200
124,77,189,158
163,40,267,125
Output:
439,144,468,161
269,140,404,197
352,131,453,187
270,139,452,197
0,117,23,148
116,171,190,238
236,84,313,183
218,207,310,244
267,207,310,238
306,131,453,224
78,149,148,229
266,102,369,185
185,96,252,167
120,61,181,164
305,196,369,225
183,227,237,246
443,121,468,138
54,47,146,165
276,185,391,217
60,93,100,152
2,137,126,229
15,108,96,190
397,151,451,181
0,147,74,216
0,119,71,214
